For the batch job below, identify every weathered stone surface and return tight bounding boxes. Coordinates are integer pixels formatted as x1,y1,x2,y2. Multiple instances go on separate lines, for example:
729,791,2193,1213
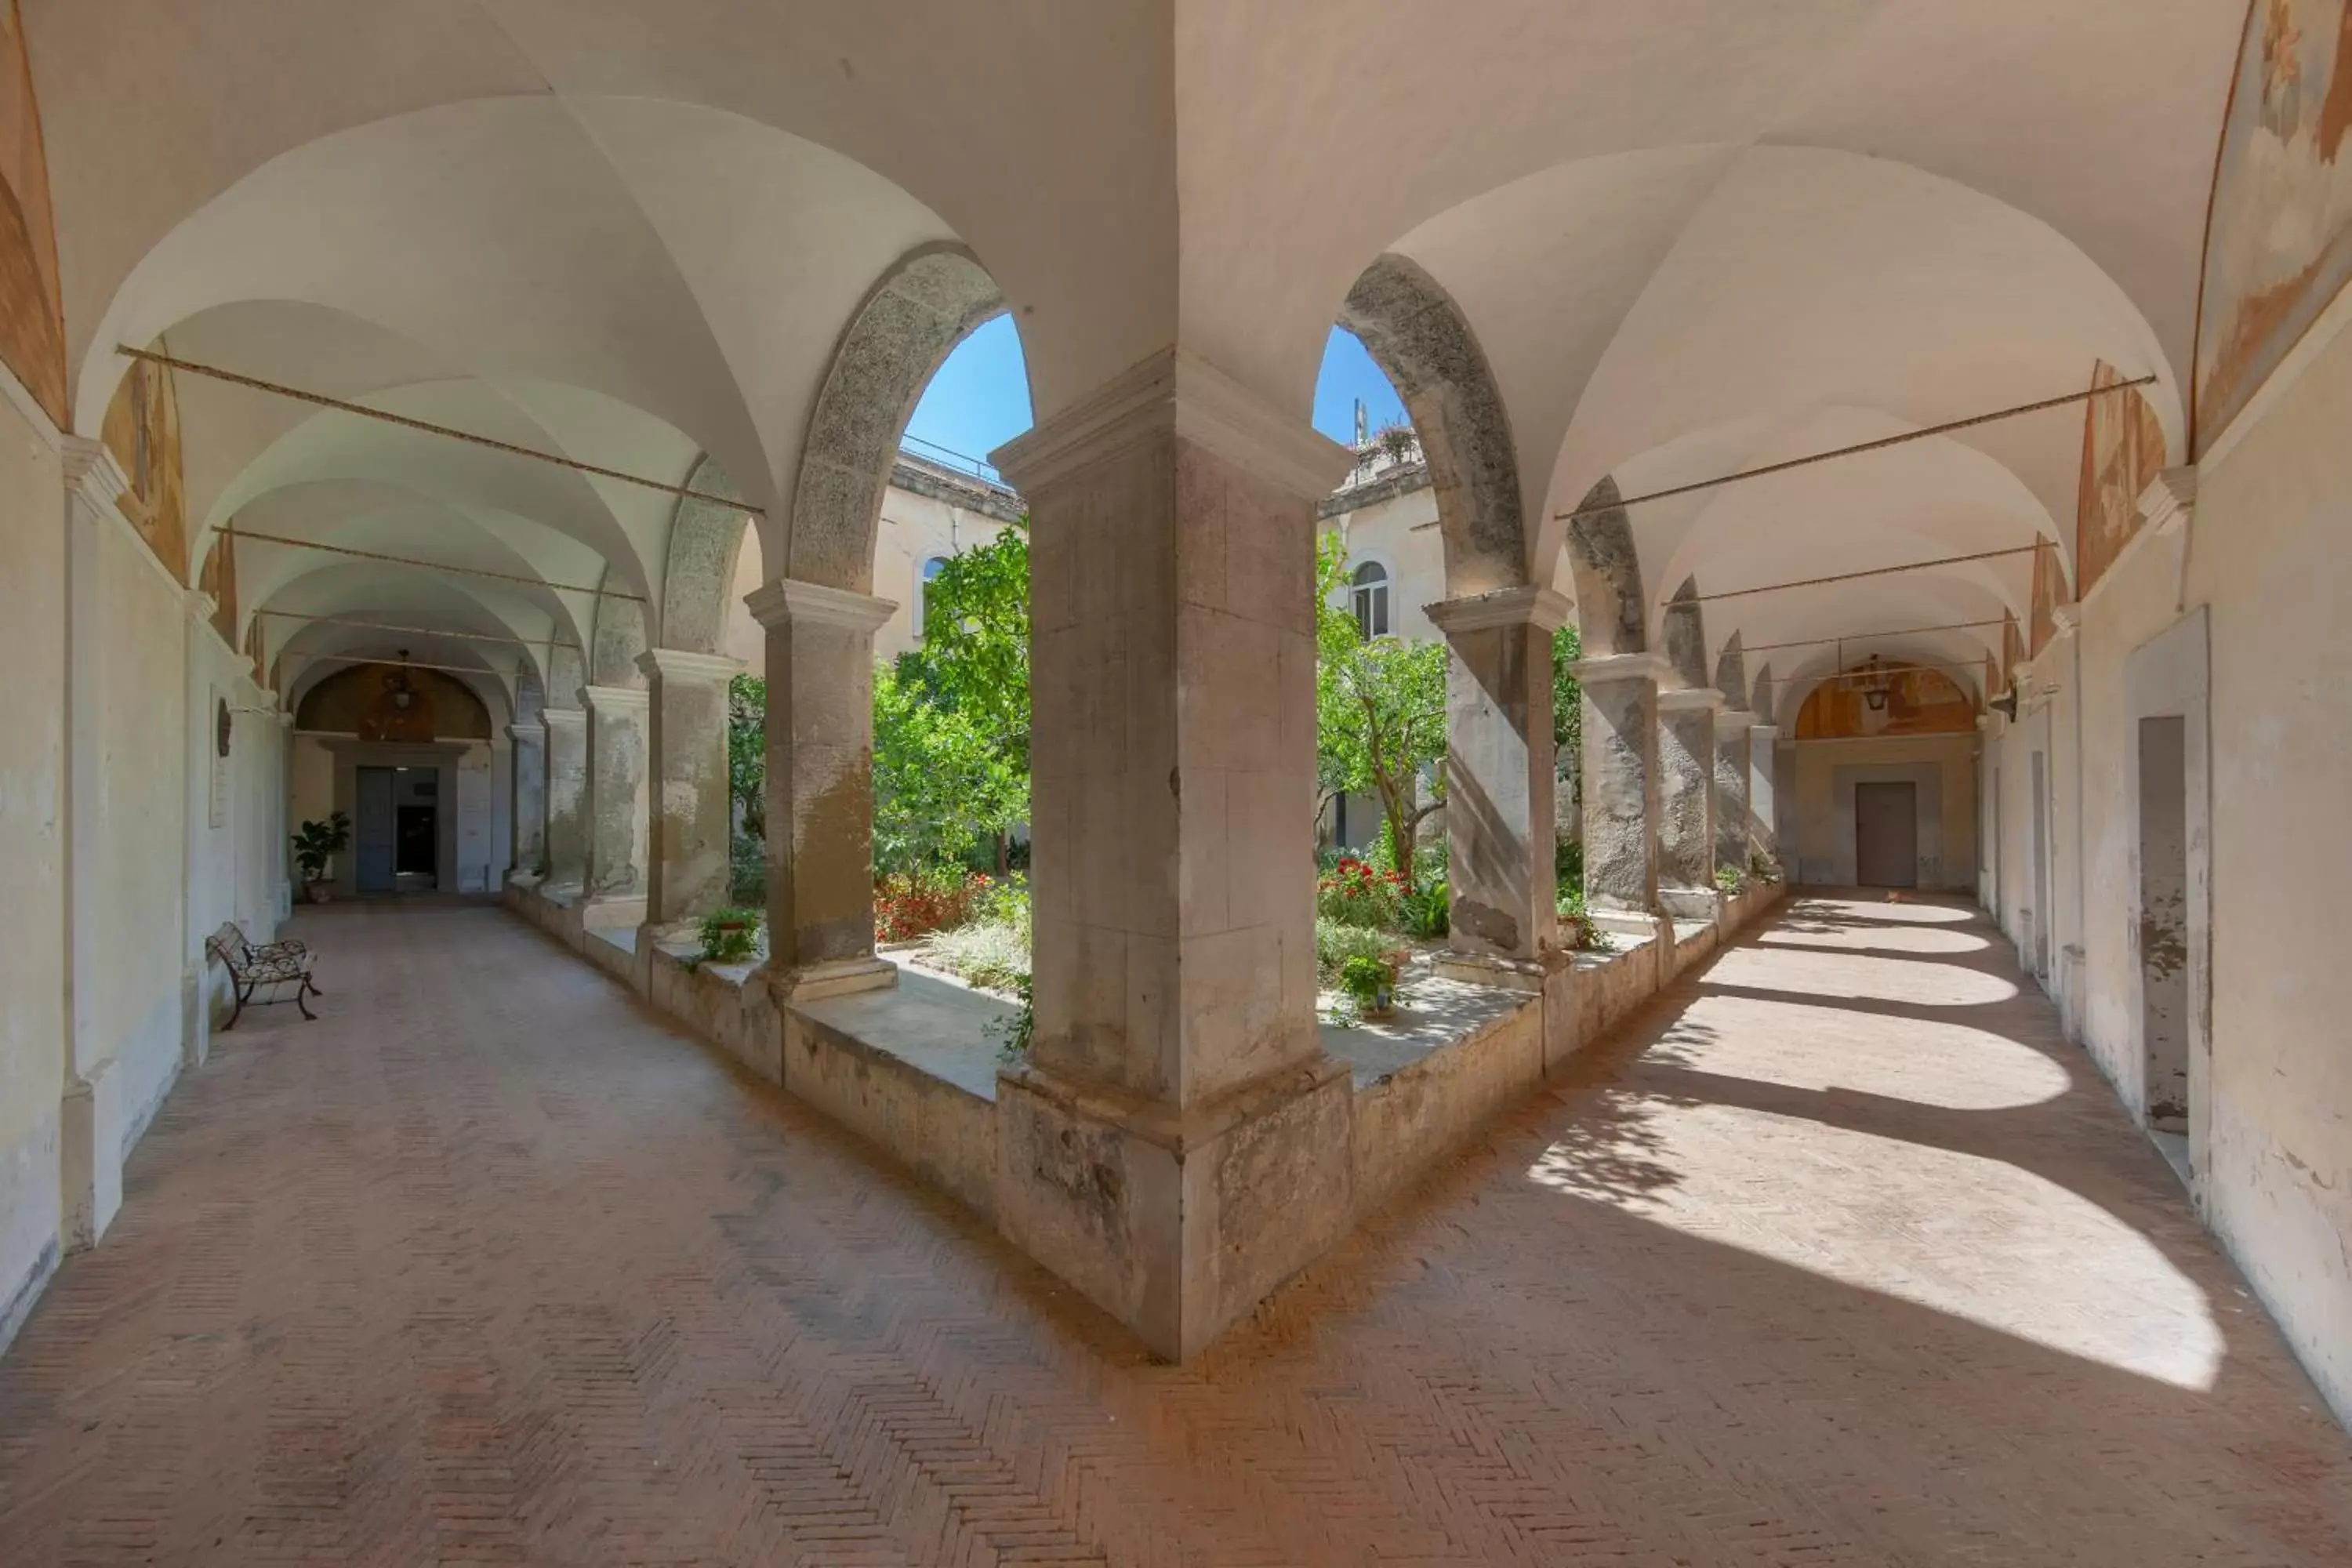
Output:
1566,478,1645,657
1657,686,1721,899
638,648,741,928
1715,710,1752,875
1748,723,1780,861
1574,653,1666,914
1662,577,1709,690
657,456,750,657
583,684,649,902
1340,253,1523,597
542,706,589,890
508,720,546,871
1429,588,1570,967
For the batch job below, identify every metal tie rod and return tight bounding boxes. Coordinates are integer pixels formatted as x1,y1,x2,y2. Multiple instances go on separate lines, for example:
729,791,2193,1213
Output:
1558,376,2158,523
118,344,760,515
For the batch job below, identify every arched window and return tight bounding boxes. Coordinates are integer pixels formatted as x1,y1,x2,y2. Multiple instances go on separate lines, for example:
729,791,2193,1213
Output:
915,554,949,638
1351,560,1391,638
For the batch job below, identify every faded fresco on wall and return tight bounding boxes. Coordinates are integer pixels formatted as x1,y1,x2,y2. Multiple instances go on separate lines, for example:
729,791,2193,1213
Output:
1795,660,1977,741
2002,612,2024,684
295,662,492,742
2197,0,2352,454
100,347,189,583
198,528,239,652
2027,540,2066,659
0,2,64,427
2076,362,2168,597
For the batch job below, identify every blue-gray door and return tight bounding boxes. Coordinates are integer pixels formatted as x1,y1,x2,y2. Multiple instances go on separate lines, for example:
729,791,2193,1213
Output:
356,766,397,893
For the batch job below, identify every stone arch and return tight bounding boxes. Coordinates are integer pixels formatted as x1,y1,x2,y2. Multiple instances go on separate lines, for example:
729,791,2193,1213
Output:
589,577,649,688
1338,253,1525,597
1565,477,1645,656
1661,577,1708,689
1751,661,1777,726
783,242,1006,590
658,454,750,656
1713,631,1748,710
514,670,545,724
545,644,586,709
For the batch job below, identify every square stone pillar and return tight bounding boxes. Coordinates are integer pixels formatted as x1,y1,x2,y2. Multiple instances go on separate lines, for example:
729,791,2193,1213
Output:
1747,723,1780,866
543,706,589,890
1657,685,1722,919
989,348,1356,1362
1714,710,1752,877
1570,652,1669,928
743,579,897,1000
637,648,744,931
1426,585,1572,983
508,720,546,875
582,684,650,924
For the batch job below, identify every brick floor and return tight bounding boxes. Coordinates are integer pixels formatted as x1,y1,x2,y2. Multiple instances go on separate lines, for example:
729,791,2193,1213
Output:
3,893,2347,1566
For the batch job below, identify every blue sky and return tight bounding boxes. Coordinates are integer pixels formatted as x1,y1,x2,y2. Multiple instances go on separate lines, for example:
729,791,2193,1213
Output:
903,320,1409,465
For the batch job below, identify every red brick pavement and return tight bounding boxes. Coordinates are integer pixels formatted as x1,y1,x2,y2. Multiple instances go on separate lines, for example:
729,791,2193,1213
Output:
2,894,2347,1565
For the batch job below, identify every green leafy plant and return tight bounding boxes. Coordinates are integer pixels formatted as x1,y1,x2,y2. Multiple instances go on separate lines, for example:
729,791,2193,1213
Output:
1715,863,1748,895
291,811,352,892
923,917,1029,993
726,673,768,903
1557,887,1615,953
1749,849,1784,886
697,906,763,965
1555,836,1584,895
1338,954,1396,1014
987,975,1035,1063
1401,876,1450,938
1316,916,1400,982
1315,533,1449,891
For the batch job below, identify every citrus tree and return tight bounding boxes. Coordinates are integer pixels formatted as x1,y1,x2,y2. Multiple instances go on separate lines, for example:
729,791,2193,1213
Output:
1314,532,1449,891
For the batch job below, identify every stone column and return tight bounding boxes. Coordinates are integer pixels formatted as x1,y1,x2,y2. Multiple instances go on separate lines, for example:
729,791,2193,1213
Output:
542,706,589,891
1427,586,1571,983
637,647,745,931
1657,685,1722,919
743,579,897,1000
1747,723,1780,866
989,348,1356,1362
1570,652,1669,929
1714,709,1752,878
582,684,651,924
508,720,546,877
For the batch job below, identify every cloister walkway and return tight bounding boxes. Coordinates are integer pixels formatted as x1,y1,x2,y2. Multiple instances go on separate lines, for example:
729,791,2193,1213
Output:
3,895,2347,1565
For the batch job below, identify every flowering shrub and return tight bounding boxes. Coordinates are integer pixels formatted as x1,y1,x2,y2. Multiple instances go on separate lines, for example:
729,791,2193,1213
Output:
874,867,989,943
1316,856,1406,931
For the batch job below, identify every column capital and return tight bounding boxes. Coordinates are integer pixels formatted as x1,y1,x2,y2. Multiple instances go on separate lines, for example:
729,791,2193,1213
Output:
1713,706,1755,736
2137,464,2197,536
60,435,129,523
1746,721,1780,742
506,720,546,742
637,646,745,684
541,703,587,730
744,577,896,634
1657,684,1726,714
1425,584,1573,635
1568,651,1674,686
581,683,651,715
993,345,1352,504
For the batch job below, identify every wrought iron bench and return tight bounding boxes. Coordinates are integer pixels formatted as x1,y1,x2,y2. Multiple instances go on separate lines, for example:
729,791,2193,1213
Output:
205,922,322,1027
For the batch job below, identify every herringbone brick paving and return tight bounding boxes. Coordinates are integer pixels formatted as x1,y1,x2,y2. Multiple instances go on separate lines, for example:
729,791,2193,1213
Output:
3,893,2347,1564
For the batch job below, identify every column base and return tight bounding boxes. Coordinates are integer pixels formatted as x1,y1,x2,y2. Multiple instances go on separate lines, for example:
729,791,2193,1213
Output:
1433,949,1553,994
1658,886,1725,922
764,955,898,1003
994,1055,1353,1363
579,893,648,931
61,1063,125,1251
1589,907,1668,942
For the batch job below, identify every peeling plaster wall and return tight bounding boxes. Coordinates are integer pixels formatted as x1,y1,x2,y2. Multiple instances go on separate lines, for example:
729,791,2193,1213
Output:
0,383,63,1348
2182,313,2352,1428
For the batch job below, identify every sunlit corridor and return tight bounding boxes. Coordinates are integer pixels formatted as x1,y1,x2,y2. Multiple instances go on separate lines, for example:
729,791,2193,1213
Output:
2,896,2344,1565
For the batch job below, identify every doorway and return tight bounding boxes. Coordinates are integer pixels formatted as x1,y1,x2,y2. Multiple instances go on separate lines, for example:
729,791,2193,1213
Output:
2138,716,2190,1152
1854,780,1918,888
355,764,441,893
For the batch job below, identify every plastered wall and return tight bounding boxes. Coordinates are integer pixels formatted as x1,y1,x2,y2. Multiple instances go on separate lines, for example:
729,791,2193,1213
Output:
0,384,63,1344
1789,733,1977,891
1976,310,2352,1429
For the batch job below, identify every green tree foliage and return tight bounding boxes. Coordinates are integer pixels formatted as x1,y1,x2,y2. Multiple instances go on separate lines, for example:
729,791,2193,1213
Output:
1314,532,1450,891
875,526,1031,874
727,673,766,839
1552,620,1583,773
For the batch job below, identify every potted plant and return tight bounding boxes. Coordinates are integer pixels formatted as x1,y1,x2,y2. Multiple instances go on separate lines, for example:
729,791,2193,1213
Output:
1338,953,1397,1020
291,812,351,903
695,906,764,965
